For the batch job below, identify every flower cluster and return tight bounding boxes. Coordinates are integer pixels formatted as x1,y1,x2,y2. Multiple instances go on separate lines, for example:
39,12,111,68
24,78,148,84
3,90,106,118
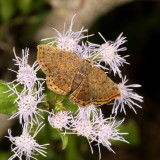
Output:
6,123,48,160
43,16,143,158
5,15,143,160
42,16,143,115
5,48,48,160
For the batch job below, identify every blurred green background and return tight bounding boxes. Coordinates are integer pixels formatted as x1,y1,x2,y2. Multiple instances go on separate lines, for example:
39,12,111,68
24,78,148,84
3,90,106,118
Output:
0,0,160,160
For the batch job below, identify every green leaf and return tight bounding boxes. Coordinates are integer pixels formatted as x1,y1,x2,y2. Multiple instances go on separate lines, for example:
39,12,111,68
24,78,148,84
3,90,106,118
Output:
54,102,66,113
46,89,78,112
66,135,83,160
0,0,16,22
0,80,22,114
63,99,78,112
17,0,32,14
59,131,68,150
121,119,140,146
0,151,11,160
112,119,140,146
46,90,67,108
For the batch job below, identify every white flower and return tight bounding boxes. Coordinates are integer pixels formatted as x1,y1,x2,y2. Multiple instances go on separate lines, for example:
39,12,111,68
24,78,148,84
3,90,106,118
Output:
62,105,98,153
4,47,46,125
69,112,96,154
69,107,128,159
8,47,43,89
8,82,45,125
92,111,128,159
70,116,96,154
76,42,99,64
75,104,98,120
72,117,94,137
112,76,143,115
48,110,73,131
97,33,129,77
41,15,91,55
7,123,49,160
71,105,97,138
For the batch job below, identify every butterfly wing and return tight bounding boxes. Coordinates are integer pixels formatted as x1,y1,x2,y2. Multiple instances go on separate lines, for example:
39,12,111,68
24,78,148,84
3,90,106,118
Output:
69,76,92,107
88,65,120,105
70,61,120,107
37,44,83,95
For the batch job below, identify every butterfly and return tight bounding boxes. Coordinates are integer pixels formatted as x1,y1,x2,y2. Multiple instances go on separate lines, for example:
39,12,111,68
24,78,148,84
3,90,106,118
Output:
37,44,120,107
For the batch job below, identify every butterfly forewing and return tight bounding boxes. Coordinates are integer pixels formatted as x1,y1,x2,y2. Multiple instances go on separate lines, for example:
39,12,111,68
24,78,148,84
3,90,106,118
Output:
37,44,83,95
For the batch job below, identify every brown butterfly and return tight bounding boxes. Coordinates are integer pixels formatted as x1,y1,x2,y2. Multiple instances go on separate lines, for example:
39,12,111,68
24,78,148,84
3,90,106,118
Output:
37,44,120,107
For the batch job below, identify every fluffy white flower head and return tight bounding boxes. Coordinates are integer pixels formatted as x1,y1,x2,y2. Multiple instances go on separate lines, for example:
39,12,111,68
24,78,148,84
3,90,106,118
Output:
98,33,129,77
93,111,128,159
76,42,101,67
7,123,48,160
112,76,143,115
41,15,90,54
71,117,94,138
10,48,41,88
69,105,98,146
9,84,45,125
48,110,72,131
75,104,98,120
17,64,37,85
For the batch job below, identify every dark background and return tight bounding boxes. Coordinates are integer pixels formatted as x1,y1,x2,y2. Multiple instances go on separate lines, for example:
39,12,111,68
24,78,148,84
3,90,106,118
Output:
0,1,160,160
